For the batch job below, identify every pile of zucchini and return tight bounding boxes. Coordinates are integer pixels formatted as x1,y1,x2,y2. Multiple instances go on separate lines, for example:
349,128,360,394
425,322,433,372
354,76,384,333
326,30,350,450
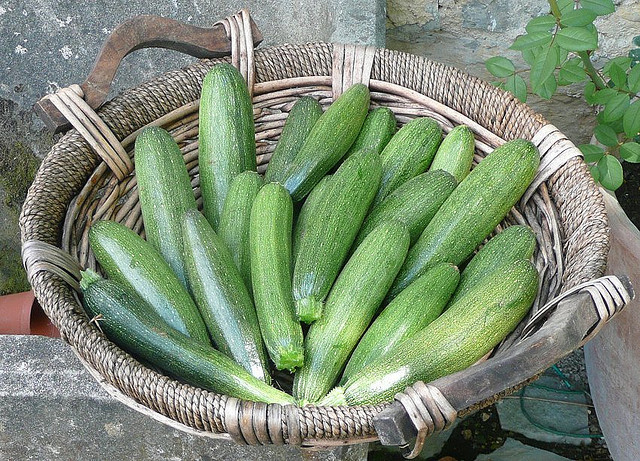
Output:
81,63,541,407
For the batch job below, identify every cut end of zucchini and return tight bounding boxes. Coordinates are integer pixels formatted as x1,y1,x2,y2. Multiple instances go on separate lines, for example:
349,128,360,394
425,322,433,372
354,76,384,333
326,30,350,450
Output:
318,387,347,406
295,297,324,324
79,269,102,291
273,346,305,372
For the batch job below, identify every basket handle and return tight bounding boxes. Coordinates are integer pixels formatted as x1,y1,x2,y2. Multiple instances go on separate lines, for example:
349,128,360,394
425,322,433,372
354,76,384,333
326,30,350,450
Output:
373,274,634,458
34,14,263,132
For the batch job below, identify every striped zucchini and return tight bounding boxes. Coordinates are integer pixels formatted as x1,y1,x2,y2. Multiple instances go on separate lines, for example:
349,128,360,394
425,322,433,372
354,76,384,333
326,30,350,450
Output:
292,148,382,323
218,171,264,293
264,96,323,183
388,139,540,300
80,271,294,405
323,259,539,406
249,183,304,371
199,63,257,229
429,125,476,183
373,117,442,205
352,169,457,250
293,221,410,404
280,83,370,201
181,209,270,383
341,262,459,384
449,225,537,306
343,107,396,159
135,126,197,288
88,220,209,344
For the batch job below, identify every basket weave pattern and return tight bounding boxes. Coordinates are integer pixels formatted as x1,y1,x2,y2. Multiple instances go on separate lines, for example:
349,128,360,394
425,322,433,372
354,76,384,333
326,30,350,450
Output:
20,41,609,446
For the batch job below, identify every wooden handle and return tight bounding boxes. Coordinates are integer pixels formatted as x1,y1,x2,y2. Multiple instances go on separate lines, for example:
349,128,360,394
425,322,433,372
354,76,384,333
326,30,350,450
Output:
373,277,633,451
34,14,263,132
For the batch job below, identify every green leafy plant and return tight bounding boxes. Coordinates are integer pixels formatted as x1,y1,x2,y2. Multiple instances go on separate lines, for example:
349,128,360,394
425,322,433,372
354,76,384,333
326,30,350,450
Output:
485,0,640,191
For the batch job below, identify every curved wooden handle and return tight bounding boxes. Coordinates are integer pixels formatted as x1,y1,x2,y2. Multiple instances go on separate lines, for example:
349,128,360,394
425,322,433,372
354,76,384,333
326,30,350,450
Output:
35,14,263,131
373,275,634,452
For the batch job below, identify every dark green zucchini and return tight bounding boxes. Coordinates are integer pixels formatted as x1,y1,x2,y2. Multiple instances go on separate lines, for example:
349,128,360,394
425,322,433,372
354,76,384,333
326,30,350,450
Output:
218,171,264,293
280,83,370,201
199,63,257,229
293,221,410,404
429,125,476,183
249,183,304,371
264,96,323,183
181,209,270,383
343,107,396,159
388,139,540,300
292,148,382,323
80,270,294,405
135,126,197,288
88,220,209,344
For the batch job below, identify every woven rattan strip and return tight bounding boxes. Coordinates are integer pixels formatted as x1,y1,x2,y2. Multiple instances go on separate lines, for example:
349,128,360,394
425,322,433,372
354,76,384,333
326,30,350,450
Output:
20,41,609,446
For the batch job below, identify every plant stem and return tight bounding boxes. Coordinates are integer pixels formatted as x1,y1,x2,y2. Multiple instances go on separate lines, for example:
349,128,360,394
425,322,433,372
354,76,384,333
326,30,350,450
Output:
547,0,607,90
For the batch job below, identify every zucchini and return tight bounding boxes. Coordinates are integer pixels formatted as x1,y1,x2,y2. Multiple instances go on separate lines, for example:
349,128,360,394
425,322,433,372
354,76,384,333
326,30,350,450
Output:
429,125,476,183
181,209,270,383
80,271,294,405
343,107,396,159
449,225,537,306
199,63,257,229
249,183,304,371
373,117,442,205
341,262,459,384
264,96,323,183
292,148,382,323
323,259,539,406
292,175,332,266
135,126,197,288
293,221,410,404
388,139,540,300
352,169,456,250
218,171,264,293
280,83,370,201
88,220,209,344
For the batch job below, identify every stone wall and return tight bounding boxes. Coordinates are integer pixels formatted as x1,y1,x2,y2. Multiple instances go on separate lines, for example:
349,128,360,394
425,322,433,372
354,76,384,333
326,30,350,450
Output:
386,0,640,145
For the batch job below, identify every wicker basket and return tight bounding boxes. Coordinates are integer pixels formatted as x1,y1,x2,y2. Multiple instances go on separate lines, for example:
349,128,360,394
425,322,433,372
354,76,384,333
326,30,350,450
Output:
19,10,632,458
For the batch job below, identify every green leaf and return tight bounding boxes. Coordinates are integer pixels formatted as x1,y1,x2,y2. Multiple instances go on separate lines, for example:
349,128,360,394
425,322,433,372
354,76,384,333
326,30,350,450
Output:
580,0,615,16
590,163,601,182
579,144,605,163
557,0,576,14
556,27,598,52
597,155,624,190
522,47,539,65
607,63,628,88
536,74,557,99
604,56,632,73
559,61,587,83
594,124,620,146
526,15,557,33
634,36,640,47
592,87,617,105
628,63,640,92
620,142,640,163
530,44,560,92
584,81,597,104
504,74,527,102
486,57,516,77
560,9,597,27
623,100,640,137
510,32,553,51
630,49,640,62
602,93,630,123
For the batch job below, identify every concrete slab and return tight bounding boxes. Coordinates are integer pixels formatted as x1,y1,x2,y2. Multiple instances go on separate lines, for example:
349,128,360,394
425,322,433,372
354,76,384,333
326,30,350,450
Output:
475,438,574,461
0,335,368,461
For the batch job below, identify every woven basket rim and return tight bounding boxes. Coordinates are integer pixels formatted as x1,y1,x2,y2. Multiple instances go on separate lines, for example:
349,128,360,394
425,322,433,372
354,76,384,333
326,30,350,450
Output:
19,40,609,447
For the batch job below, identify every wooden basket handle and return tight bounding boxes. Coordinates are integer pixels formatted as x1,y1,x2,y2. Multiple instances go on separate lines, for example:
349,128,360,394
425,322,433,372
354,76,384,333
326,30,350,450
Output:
373,275,634,457
34,14,263,132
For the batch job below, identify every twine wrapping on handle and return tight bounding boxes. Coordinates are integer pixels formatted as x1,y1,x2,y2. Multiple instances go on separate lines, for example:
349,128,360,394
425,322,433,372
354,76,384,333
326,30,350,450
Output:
22,239,83,292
